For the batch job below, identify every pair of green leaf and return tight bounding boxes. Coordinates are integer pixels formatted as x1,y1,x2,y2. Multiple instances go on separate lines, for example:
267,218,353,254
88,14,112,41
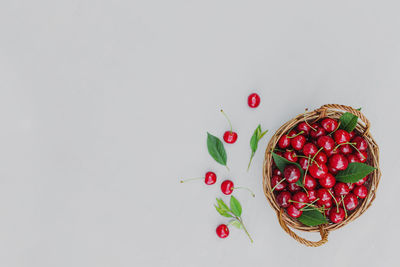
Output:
207,132,228,170
248,125,268,171
271,152,304,186
215,195,242,218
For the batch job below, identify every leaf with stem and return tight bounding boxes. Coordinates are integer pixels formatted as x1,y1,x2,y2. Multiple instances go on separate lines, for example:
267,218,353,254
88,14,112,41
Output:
207,132,229,170
247,125,268,171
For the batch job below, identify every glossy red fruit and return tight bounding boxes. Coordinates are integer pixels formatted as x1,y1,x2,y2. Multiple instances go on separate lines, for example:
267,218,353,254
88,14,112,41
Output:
287,204,302,218
276,191,292,208
329,154,348,171
355,151,368,163
353,136,368,151
248,93,260,108
347,154,360,163
317,188,332,202
334,182,350,196
334,129,350,144
273,168,282,176
328,165,339,175
216,224,229,238
303,174,317,190
271,175,287,191
317,136,335,151
303,143,318,157
321,118,339,132
317,198,332,209
355,176,368,186
223,131,238,144
221,180,234,195
353,185,368,198
205,172,217,185
284,151,298,162
284,165,301,183
344,193,358,211
297,122,311,135
349,131,356,140
299,157,310,170
308,190,317,202
310,124,326,139
315,152,327,164
339,144,353,155
291,135,306,150
347,183,355,191
288,182,301,193
325,148,338,158
319,173,336,188
292,192,309,209
278,135,291,149
329,207,345,223
309,162,328,179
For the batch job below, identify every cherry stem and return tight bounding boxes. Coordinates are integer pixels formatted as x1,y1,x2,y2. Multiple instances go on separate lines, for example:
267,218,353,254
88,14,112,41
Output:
303,109,317,131
271,177,286,192
226,165,230,171
311,147,324,163
348,143,367,160
328,121,341,136
333,142,356,153
299,198,320,211
180,177,202,183
220,109,233,133
341,195,348,218
287,131,304,139
303,155,311,185
247,152,255,172
233,187,256,198
327,189,339,213
236,217,253,243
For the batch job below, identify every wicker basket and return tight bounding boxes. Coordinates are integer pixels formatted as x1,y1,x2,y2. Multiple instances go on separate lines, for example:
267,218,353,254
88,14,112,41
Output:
262,104,381,247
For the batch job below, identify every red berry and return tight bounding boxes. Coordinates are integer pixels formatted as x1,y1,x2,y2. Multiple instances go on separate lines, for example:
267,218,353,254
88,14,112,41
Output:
292,192,309,209
355,151,368,163
317,136,335,151
303,143,318,157
284,151,298,162
223,131,238,144
347,183,355,191
276,191,292,208
343,193,358,211
299,157,310,170
315,152,327,164
278,135,291,149
205,172,217,185
309,162,328,179
297,122,311,135
329,154,348,171
321,118,338,132
291,135,306,150
216,224,229,238
284,165,301,183
334,182,350,196
271,175,287,191
353,185,368,198
287,204,302,218
273,168,282,176
349,131,356,139
317,199,333,209
355,176,368,186
325,148,338,158
248,93,260,108
221,180,234,195
329,207,345,223
310,124,326,139
334,129,350,144
339,144,353,155
288,182,301,193
317,188,332,202
303,174,317,190
319,173,336,188
308,190,317,202
328,165,339,175
347,154,360,163
353,136,368,151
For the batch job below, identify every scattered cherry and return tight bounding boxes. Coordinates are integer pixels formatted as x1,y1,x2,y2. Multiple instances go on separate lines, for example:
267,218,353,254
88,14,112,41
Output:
303,143,318,157
221,109,238,144
317,136,335,151
309,162,328,179
343,193,358,211
284,165,301,183
317,188,332,202
287,204,302,218
329,154,348,170
329,207,345,223
334,182,350,196
353,185,368,199
221,180,234,195
353,136,368,151
278,135,291,149
303,174,317,190
248,93,260,108
180,171,217,185
216,224,229,238
291,134,306,150
276,191,292,208
319,173,336,188
333,129,350,144
292,192,309,209
297,122,311,135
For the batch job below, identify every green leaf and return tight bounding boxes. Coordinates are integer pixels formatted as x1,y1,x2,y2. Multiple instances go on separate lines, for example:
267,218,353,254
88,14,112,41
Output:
339,112,358,132
271,152,304,185
229,195,242,217
259,130,268,140
298,208,328,226
216,198,230,212
207,132,227,166
250,131,258,153
214,204,233,218
229,220,243,229
336,162,376,183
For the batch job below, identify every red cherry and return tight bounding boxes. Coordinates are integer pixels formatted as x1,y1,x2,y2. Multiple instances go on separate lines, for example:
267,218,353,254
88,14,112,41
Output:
325,148,338,158
284,151,298,162
221,180,234,195
248,93,260,108
292,192,309,209
309,162,328,179
334,182,350,196
317,198,332,209
303,174,317,190
216,224,229,238
284,165,301,183
355,151,368,163
334,129,350,144
317,136,335,151
271,175,287,191
347,183,355,191
308,190,317,202
329,154,348,171
276,191,292,208
288,182,301,193
223,131,238,144
291,135,306,150
343,193,358,211
317,188,332,202
273,168,282,176
319,173,336,188
328,165,339,175
297,122,311,135
339,144,353,155
353,185,368,198
288,130,298,137
349,131,356,139
315,152,327,164
329,207,345,223
278,135,291,149
310,124,326,139
299,157,310,170
286,204,302,218
355,176,368,186
353,136,368,151
180,171,217,185
321,118,338,132
303,143,318,157
347,154,360,163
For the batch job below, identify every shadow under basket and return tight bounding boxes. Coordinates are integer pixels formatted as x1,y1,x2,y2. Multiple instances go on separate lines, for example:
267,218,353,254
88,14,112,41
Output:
262,104,381,247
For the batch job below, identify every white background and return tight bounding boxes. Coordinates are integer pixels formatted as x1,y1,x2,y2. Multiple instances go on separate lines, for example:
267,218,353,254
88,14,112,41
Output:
0,1,399,266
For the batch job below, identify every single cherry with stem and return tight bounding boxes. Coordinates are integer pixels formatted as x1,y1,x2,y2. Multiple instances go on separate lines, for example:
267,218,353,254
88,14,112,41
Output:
216,224,229,238
220,109,238,144
180,171,217,185
248,93,260,108
221,180,255,197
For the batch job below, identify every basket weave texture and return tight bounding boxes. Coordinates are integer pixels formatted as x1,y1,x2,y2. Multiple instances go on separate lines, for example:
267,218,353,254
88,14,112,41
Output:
262,104,381,247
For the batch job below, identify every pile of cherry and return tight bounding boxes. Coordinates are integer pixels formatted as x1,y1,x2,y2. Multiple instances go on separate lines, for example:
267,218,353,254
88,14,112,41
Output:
273,118,370,224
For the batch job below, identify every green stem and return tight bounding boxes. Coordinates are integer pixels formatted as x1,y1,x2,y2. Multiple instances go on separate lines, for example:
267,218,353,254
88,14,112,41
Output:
327,189,339,213
341,195,348,218
220,109,233,133
328,121,341,136
233,187,256,197
180,177,202,183
237,217,253,243
348,143,367,160
247,152,255,172
271,177,286,192
287,131,304,139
